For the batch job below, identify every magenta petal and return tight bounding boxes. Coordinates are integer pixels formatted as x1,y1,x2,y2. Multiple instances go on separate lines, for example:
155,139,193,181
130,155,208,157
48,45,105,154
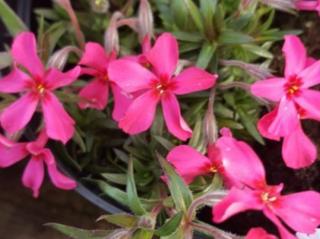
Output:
274,191,320,234
295,89,320,121
109,59,156,93
119,91,159,134
296,1,318,11
268,97,299,137
79,42,110,71
263,209,297,239
173,67,217,95
0,67,30,93
146,33,178,77
11,32,44,76
111,84,132,122
45,66,81,90
282,124,316,169
282,35,307,77
41,92,75,144
78,79,109,110
43,149,76,190
257,108,281,141
22,157,45,198
212,187,263,223
0,93,38,133
299,60,320,88
166,145,212,184
215,133,266,188
161,93,192,141
245,228,277,239
0,137,28,168
251,77,285,101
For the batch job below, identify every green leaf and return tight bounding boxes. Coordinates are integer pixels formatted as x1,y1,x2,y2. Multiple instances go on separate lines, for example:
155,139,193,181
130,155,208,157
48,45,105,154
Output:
153,135,175,151
127,159,147,215
0,0,28,36
158,154,193,212
98,214,138,228
0,52,11,70
242,44,273,59
218,30,254,45
182,0,204,33
46,223,111,239
196,42,216,69
155,212,183,237
237,106,264,144
95,180,128,206
132,229,154,239
101,173,127,185
161,227,184,239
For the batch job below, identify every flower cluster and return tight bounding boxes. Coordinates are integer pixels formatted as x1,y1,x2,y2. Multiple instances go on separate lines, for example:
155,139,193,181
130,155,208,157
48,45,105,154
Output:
1,1,320,238
0,31,216,197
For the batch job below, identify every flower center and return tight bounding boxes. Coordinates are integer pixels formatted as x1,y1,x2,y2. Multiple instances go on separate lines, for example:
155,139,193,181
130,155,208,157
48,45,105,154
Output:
261,192,277,204
209,165,218,173
155,82,167,95
284,75,302,98
36,83,45,95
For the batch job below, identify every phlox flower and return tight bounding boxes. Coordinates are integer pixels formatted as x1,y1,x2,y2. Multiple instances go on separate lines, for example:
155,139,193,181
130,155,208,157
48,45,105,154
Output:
0,32,80,144
166,128,265,188
78,42,132,121
109,33,217,140
212,143,320,239
251,35,320,169
295,0,320,15
246,227,277,239
0,131,76,198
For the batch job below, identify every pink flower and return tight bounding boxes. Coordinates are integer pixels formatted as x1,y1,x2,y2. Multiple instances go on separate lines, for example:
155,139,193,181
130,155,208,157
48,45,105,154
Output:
251,35,320,169
166,128,265,187
109,33,217,140
212,145,320,239
78,42,132,121
246,228,277,239
0,131,76,198
0,32,80,144
295,0,320,15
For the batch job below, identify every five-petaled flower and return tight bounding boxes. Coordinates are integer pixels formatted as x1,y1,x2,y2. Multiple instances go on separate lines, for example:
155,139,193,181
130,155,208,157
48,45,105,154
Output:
166,128,265,188
251,35,320,169
78,42,132,121
0,131,76,198
212,141,320,239
109,33,217,140
0,32,80,144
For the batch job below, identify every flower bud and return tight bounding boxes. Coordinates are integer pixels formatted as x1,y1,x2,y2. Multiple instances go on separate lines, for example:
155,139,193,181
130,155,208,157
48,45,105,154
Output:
104,11,123,54
48,46,82,70
138,0,154,43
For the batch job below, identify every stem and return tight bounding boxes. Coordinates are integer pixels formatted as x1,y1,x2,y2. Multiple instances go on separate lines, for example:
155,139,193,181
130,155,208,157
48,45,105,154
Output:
187,191,227,221
204,87,218,145
218,82,251,91
190,221,245,239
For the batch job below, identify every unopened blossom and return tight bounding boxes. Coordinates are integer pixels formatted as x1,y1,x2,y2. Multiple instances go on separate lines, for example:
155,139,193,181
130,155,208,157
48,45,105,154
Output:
213,143,320,239
78,42,132,121
246,228,277,239
166,128,265,187
295,0,320,15
109,33,217,140
0,32,80,144
0,131,76,198
251,35,320,169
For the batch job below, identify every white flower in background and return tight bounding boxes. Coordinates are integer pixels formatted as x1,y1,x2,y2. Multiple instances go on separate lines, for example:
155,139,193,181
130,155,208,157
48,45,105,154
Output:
297,229,320,239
